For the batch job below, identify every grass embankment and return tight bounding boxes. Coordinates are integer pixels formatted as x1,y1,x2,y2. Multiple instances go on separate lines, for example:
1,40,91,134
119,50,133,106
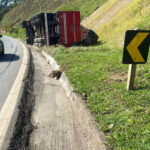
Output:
83,0,150,46
1,0,108,40
1,0,108,26
42,45,150,150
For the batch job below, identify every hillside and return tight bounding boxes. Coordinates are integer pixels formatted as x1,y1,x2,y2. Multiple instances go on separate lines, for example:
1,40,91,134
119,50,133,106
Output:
1,0,150,149
2,0,150,46
82,0,150,45
1,0,108,26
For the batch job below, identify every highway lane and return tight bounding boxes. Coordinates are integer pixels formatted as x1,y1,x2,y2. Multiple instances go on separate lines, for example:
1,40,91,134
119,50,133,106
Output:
0,36,23,110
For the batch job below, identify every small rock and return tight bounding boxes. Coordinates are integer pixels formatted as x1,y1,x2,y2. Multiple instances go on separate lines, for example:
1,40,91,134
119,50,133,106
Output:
48,70,63,79
108,124,114,129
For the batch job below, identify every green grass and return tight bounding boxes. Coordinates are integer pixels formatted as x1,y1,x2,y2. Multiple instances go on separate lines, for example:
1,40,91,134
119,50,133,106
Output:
0,6,12,21
5,26,25,40
0,0,108,26
2,0,150,149
57,0,108,20
83,0,150,46
43,45,150,150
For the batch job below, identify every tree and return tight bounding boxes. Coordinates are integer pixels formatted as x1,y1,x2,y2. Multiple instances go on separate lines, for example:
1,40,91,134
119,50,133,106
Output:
14,0,24,5
0,0,9,7
0,0,24,7
0,0,24,21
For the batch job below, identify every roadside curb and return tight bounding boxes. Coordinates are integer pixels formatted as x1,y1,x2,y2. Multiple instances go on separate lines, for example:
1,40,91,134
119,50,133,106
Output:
0,39,30,150
41,50,108,150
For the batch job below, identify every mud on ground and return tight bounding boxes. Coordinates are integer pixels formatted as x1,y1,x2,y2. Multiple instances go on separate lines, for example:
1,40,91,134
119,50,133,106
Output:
8,51,35,150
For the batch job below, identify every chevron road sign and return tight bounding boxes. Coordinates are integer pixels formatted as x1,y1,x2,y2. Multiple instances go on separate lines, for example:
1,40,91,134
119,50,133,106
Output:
123,30,150,64
122,30,150,90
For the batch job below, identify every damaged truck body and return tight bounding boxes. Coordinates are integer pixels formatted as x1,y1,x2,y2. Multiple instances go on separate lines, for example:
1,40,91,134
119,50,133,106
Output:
21,11,98,47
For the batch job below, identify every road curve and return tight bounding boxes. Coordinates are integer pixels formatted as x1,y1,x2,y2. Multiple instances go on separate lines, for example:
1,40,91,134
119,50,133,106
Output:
0,36,23,110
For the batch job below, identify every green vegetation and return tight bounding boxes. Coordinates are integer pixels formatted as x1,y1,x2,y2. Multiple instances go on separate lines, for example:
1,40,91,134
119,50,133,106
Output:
0,0,108,26
83,0,150,46
58,0,108,20
0,5,14,22
2,0,150,149
42,45,150,150
5,26,25,40
0,0,24,28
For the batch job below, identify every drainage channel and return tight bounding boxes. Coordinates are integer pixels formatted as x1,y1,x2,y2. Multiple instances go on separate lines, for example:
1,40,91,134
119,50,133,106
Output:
8,52,34,150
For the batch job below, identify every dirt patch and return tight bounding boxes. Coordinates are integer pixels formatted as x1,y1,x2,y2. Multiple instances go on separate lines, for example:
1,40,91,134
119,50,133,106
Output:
109,72,127,82
8,51,35,150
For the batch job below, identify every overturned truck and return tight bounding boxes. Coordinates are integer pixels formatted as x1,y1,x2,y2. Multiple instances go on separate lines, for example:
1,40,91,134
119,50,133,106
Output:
21,11,98,47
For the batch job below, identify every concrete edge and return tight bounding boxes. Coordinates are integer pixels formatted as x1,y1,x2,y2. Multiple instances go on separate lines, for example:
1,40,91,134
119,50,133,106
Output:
0,39,30,150
41,50,109,150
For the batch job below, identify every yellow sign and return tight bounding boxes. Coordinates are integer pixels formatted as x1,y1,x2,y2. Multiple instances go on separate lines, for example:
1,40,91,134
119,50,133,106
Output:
4,25,8,30
126,33,149,62
123,30,150,64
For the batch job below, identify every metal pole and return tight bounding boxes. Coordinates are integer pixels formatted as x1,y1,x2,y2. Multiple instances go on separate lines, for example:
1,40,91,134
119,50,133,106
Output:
127,64,137,90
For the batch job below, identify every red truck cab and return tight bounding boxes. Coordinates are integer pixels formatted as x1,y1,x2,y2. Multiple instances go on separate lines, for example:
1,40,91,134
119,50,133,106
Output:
56,11,81,47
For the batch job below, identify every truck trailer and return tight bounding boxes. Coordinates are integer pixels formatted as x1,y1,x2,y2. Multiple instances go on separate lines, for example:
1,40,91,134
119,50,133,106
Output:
21,11,98,47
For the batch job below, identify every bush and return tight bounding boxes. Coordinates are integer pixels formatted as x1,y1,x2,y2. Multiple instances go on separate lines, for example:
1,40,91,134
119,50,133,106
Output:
6,26,25,40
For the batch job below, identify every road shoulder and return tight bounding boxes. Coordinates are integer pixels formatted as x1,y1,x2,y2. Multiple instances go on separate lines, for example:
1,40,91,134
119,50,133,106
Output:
30,48,108,150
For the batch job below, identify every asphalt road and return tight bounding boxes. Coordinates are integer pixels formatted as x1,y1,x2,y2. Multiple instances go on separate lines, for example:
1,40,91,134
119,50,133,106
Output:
0,36,23,110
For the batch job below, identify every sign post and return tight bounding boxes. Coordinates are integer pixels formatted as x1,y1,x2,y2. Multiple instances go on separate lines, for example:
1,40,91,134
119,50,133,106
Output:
4,25,8,32
122,30,150,90
127,64,136,90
